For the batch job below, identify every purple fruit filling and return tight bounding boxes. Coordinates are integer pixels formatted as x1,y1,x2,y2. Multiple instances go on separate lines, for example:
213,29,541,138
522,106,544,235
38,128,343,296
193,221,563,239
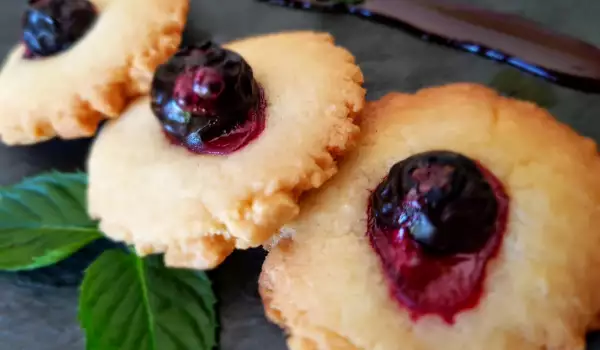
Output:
368,150,509,323
150,41,266,155
22,0,97,58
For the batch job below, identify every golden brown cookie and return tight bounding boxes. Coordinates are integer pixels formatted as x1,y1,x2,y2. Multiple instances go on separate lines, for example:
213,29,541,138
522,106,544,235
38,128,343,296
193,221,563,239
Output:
87,31,365,270
260,84,600,350
0,0,188,145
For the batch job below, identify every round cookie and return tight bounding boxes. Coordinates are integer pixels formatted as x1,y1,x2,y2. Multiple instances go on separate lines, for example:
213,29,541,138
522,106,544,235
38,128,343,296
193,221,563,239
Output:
0,0,188,145
260,84,600,350
87,31,365,270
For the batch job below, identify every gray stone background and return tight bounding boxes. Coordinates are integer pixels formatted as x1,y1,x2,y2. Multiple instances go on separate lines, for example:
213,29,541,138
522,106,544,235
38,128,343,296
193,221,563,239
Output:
1,0,600,349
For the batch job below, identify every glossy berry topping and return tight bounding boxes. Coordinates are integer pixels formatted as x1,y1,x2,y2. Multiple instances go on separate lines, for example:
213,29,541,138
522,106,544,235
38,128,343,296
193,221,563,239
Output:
151,42,265,155
368,151,509,323
22,0,97,58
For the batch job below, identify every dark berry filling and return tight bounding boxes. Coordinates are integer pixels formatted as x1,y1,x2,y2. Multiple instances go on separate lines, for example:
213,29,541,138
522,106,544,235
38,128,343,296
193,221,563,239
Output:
368,151,509,323
22,0,97,58
150,42,265,155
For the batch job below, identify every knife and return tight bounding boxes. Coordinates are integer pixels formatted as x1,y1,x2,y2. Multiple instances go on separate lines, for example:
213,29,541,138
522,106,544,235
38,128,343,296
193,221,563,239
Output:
259,0,600,93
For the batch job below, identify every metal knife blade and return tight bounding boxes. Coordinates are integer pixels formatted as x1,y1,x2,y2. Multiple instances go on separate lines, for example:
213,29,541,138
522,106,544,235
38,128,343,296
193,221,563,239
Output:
360,0,600,80
260,0,600,92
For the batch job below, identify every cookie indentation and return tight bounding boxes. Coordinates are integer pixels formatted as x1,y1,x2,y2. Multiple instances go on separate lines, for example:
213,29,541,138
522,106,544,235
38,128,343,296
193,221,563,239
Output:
151,42,266,155
23,0,97,58
369,150,509,323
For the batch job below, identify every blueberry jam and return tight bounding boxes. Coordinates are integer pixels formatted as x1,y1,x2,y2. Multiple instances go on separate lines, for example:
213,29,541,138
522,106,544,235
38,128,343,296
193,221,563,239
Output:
151,42,265,155
368,151,509,323
22,0,97,58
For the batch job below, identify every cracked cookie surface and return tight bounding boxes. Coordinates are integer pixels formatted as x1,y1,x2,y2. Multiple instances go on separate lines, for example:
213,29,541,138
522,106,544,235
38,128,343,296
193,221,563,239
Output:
260,84,600,350
87,31,365,269
0,0,188,145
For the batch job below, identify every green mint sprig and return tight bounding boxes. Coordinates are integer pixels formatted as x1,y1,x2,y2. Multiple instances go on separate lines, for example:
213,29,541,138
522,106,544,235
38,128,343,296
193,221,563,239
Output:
0,172,101,270
0,172,218,350
79,250,217,350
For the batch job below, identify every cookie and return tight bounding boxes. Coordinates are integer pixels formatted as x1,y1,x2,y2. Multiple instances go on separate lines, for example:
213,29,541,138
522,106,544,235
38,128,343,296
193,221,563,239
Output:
260,84,600,350
0,0,188,145
87,31,365,269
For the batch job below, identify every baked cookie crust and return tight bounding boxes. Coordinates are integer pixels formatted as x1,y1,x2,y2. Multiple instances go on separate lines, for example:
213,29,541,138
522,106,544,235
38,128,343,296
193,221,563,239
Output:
87,31,365,270
260,84,600,350
0,0,188,145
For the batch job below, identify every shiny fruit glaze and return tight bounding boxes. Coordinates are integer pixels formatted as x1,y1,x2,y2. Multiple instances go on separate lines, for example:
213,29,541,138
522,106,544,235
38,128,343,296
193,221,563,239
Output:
22,0,97,58
368,151,509,323
151,42,265,155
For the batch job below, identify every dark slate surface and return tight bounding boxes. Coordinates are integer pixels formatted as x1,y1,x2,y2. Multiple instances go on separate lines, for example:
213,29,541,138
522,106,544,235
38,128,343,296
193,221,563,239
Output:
1,0,600,349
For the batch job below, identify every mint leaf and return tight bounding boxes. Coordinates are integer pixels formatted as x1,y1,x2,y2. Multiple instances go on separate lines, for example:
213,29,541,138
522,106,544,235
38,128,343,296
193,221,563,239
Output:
489,69,557,108
0,172,102,270
79,249,218,350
